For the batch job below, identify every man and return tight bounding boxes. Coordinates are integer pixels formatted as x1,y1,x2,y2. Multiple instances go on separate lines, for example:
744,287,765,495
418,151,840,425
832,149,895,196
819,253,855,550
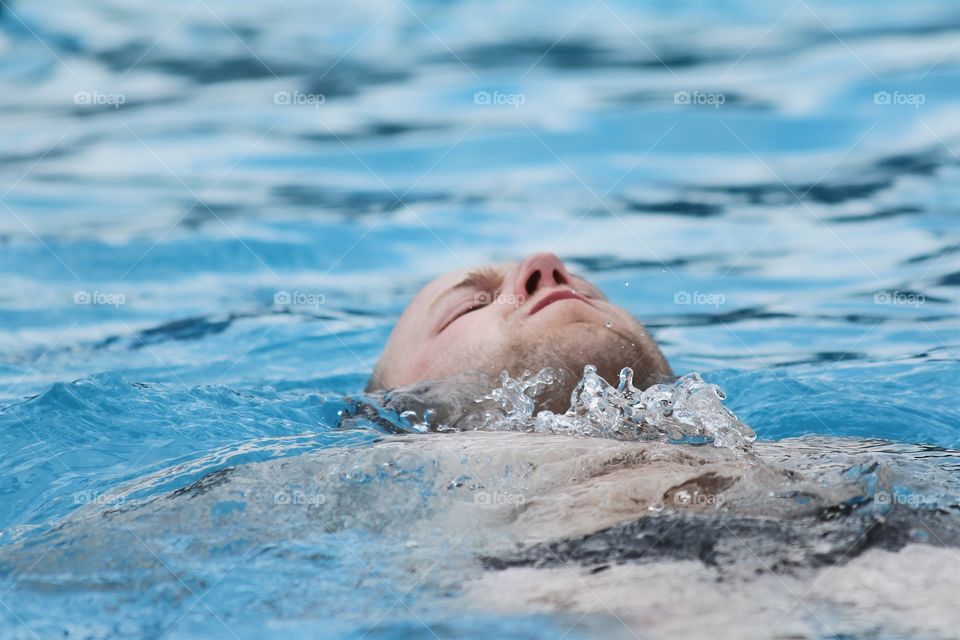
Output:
7,254,951,640
367,251,673,412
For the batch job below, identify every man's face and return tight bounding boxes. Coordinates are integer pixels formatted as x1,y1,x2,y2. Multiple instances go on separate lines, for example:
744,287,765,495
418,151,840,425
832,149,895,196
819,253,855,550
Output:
370,252,672,404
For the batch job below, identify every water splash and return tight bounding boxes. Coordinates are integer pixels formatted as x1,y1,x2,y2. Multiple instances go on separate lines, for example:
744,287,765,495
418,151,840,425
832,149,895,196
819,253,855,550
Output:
476,365,756,453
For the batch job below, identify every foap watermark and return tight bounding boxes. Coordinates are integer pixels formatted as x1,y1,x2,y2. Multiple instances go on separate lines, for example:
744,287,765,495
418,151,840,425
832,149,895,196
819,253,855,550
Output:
74,290,126,308
674,90,726,108
274,90,326,108
874,491,936,508
273,490,326,506
874,290,924,308
75,490,125,507
873,90,925,109
473,490,525,507
73,91,126,109
672,490,725,508
274,290,326,308
474,291,526,306
474,90,526,108
674,290,726,308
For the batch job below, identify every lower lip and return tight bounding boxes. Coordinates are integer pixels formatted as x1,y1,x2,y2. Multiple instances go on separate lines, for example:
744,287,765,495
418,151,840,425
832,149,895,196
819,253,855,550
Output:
529,293,590,315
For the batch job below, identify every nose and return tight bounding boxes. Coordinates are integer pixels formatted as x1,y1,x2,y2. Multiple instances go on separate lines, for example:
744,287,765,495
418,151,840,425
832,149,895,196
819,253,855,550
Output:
512,252,572,302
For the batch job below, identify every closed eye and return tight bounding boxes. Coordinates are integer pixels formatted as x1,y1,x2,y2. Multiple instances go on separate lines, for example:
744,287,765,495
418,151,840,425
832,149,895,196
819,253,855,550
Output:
436,299,487,334
444,301,484,327
436,268,503,333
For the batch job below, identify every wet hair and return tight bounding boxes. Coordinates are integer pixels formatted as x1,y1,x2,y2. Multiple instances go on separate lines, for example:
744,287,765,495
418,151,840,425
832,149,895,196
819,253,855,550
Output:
349,372,498,433
365,368,384,393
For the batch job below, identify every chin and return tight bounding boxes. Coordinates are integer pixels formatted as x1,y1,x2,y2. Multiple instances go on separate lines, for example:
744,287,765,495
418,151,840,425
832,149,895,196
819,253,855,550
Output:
521,321,669,389
493,324,608,398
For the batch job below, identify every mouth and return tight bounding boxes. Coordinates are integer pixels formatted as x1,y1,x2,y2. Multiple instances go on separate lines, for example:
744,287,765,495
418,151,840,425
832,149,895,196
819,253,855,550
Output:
527,288,593,316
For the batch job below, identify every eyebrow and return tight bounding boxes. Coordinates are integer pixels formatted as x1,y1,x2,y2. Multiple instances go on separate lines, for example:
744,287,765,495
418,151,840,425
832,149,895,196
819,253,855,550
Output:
428,268,500,315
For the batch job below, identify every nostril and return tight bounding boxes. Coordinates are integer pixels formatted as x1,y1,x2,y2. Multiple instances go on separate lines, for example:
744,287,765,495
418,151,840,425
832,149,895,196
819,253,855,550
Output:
552,269,566,285
524,270,541,296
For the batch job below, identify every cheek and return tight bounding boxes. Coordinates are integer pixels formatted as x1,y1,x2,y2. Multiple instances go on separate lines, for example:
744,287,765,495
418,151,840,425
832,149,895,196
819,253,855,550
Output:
412,313,504,379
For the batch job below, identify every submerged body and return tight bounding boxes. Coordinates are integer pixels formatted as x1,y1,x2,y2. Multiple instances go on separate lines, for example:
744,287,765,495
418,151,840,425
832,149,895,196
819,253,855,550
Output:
3,424,958,639
3,364,959,639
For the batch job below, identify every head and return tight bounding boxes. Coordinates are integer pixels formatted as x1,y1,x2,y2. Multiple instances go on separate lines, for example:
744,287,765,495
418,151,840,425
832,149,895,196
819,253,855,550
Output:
368,252,672,412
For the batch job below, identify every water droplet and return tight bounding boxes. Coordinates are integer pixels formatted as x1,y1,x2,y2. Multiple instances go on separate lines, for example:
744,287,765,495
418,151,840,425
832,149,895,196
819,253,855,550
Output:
605,320,613,328
475,364,754,453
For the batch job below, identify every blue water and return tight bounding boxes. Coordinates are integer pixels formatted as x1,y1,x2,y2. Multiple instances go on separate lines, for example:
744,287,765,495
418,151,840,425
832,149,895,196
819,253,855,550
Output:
1,0,958,637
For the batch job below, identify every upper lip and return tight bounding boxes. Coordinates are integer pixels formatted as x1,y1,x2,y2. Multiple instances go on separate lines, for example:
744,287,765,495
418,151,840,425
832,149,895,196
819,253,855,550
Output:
527,288,593,315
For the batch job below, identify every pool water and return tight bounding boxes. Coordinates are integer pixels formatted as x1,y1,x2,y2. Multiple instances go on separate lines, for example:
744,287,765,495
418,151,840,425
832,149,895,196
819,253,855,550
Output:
0,0,958,638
